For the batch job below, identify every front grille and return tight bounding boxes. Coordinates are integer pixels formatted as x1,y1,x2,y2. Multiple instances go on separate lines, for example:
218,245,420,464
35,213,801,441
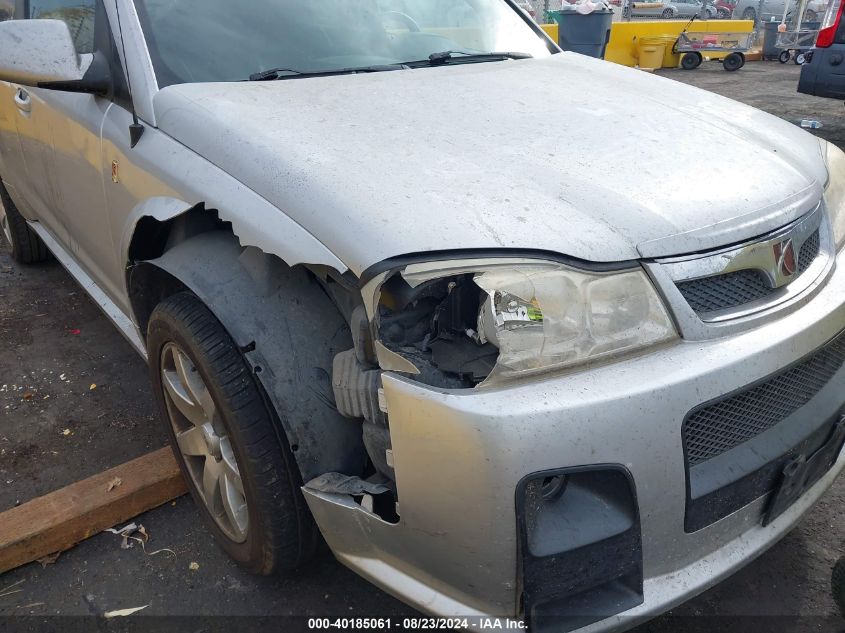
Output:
798,229,821,273
677,269,773,314
684,329,845,466
677,229,821,315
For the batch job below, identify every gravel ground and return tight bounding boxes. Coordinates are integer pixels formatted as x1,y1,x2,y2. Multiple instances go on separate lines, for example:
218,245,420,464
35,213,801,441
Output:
0,60,844,632
656,60,845,148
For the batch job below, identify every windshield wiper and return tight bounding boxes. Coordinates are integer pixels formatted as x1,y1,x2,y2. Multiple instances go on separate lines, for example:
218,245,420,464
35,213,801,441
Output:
247,52,530,81
249,64,407,81
401,51,532,68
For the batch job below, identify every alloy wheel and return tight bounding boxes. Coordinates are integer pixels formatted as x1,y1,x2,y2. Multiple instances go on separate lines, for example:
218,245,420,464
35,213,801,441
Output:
160,342,249,542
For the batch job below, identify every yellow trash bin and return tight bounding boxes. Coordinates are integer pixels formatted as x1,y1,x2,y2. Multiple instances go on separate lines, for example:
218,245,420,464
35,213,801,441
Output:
637,36,668,69
659,36,681,68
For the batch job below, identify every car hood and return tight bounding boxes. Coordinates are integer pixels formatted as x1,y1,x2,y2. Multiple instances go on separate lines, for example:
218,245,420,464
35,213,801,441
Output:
153,53,827,276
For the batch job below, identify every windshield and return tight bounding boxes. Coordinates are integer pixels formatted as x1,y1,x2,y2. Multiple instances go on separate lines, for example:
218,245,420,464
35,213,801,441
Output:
134,0,552,87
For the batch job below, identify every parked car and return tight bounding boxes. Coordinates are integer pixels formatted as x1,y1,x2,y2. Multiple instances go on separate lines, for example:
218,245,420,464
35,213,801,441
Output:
1,0,845,631
798,0,845,98
733,0,827,22
631,0,717,18
714,0,737,17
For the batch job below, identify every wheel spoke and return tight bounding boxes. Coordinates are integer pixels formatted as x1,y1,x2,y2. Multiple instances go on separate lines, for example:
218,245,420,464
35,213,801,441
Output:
197,385,218,422
176,426,208,457
174,350,207,407
220,439,244,496
202,457,223,512
162,368,207,426
221,473,248,537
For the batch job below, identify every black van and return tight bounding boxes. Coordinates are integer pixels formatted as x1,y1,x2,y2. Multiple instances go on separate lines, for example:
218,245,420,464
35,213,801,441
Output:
798,0,845,99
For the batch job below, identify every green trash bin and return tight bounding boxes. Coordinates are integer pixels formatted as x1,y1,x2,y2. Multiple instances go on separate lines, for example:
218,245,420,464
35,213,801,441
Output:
550,9,613,59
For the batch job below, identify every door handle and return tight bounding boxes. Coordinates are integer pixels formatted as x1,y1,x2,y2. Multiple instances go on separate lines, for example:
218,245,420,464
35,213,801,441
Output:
14,87,31,113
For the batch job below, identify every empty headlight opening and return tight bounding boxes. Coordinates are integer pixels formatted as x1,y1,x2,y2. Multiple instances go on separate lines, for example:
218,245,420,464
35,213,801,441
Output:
367,257,678,390
376,270,499,388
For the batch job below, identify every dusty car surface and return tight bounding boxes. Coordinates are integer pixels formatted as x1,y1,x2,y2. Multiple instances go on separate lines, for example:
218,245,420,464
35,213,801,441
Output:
1,0,845,630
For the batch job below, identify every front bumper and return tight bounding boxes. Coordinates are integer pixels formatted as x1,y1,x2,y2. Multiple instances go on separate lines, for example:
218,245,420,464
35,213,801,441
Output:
303,249,845,632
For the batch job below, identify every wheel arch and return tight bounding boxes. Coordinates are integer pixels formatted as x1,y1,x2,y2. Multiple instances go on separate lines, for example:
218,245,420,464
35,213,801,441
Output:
133,230,366,481
120,191,348,302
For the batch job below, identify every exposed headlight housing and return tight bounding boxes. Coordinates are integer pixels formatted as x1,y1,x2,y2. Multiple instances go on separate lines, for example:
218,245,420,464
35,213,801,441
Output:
822,139,845,249
365,258,678,388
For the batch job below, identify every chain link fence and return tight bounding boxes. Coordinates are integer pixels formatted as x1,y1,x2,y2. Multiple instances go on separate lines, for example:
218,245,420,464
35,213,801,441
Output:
529,0,828,23
525,0,733,22
524,0,563,22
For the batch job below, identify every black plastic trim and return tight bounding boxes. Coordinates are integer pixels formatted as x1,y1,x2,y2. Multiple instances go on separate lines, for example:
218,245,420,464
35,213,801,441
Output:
515,464,643,632
38,50,112,97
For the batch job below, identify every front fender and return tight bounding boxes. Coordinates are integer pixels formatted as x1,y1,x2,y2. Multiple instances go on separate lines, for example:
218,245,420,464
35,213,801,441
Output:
102,109,348,300
119,192,348,280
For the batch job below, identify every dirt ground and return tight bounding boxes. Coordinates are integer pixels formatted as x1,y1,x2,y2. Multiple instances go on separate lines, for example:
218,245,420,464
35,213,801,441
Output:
1,61,844,631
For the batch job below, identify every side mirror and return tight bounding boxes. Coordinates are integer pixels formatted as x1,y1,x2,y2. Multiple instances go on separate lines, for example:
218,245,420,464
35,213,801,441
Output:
0,18,110,96
0,19,90,86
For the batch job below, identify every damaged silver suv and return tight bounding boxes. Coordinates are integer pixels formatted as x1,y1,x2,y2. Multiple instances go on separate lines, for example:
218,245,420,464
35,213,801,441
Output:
1,0,844,630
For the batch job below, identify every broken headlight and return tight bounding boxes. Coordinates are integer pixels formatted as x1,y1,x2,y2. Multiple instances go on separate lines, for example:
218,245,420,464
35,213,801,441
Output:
366,258,678,388
822,139,845,250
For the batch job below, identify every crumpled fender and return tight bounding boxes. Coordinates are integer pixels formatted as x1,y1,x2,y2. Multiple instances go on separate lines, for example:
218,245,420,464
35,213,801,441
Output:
118,194,347,281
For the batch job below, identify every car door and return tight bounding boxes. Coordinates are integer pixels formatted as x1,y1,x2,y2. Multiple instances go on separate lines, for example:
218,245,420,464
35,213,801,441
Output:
0,0,74,245
0,0,23,203
763,0,787,21
681,0,701,16
25,0,128,301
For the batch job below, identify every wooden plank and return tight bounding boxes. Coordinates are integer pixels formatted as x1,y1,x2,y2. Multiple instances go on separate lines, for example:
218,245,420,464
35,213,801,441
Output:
0,447,187,574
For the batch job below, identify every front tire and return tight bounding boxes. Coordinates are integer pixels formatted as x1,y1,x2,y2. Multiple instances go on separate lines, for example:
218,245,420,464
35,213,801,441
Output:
662,7,675,18
147,292,317,574
0,182,50,264
741,7,756,20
